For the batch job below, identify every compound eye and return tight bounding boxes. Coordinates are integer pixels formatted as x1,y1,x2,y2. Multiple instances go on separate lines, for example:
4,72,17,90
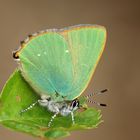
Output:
71,99,79,108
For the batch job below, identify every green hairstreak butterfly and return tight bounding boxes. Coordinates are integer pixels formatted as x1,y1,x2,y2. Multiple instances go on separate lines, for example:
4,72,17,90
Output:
13,24,107,127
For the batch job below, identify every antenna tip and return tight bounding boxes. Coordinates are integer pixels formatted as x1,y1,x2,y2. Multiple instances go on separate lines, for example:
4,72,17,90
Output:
100,103,107,107
101,89,108,93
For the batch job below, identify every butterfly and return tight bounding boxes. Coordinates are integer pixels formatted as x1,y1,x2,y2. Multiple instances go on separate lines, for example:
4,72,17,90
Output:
13,24,107,127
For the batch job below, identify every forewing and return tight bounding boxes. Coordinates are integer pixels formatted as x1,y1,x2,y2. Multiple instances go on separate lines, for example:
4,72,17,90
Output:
18,32,74,97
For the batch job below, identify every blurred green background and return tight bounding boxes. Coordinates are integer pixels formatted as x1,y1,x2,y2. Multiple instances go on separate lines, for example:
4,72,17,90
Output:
0,0,140,140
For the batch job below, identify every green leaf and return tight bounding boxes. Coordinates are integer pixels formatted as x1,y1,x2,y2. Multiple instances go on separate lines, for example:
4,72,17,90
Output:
0,70,102,139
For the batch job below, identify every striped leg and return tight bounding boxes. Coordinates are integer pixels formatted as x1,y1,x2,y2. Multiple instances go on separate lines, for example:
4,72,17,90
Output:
48,112,59,128
20,100,39,114
71,111,75,125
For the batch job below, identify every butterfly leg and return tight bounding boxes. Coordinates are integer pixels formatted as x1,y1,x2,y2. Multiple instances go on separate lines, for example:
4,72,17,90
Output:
71,111,75,125
20,95,50,114
20,100,39,114
48,112,59,127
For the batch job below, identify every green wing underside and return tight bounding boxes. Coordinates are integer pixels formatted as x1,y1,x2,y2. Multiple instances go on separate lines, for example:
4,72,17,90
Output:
19,25,106,101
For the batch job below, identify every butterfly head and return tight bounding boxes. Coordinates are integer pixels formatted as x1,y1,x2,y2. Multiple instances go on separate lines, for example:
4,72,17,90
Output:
70,99,80,111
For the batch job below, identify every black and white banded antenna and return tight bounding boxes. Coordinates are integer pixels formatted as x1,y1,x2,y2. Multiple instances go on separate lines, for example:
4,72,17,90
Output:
86,89,108,98
85,89,108,107
87,100,107,107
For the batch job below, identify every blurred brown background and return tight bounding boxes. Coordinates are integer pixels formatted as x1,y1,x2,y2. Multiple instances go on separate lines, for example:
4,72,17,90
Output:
0,0,140,140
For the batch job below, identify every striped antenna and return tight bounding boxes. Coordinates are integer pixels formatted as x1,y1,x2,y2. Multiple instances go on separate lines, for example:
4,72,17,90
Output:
85,89,108,107
86,89,108,99
87,100,107,107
